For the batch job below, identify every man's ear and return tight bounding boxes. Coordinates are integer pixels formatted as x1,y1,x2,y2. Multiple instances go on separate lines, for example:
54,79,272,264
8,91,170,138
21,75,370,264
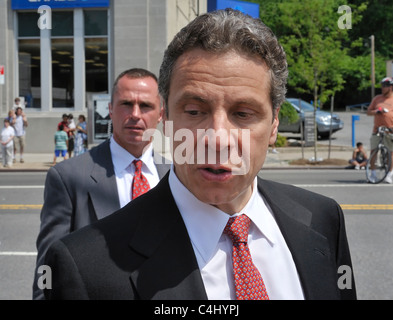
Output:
158,106,164,124
162,103,169,137
108,103,113,119
269,107,280,145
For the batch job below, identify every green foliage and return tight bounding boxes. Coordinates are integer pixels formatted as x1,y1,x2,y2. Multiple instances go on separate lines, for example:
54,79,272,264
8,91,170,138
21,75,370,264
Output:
252,0,379,108
279,100,299,124
276,0,366,105
275,133,287,147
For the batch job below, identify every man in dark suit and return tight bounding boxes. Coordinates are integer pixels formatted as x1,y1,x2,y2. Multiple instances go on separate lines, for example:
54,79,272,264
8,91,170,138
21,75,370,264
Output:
44,10,356,300
33,68,170,299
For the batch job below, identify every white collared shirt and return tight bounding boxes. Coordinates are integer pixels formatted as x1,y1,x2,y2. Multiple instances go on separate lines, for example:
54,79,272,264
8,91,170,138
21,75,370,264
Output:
168,167,305,300
110,137,160,208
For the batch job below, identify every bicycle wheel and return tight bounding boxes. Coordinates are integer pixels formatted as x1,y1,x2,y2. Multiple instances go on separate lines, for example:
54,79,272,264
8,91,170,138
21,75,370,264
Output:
366,146,391,184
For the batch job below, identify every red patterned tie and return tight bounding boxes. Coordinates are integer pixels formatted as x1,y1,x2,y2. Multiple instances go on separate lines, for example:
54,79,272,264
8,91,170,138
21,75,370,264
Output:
131,160,150,200
224,214,269,300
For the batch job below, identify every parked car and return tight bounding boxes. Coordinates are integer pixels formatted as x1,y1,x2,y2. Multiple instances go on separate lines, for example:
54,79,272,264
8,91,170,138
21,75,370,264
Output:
278,98,344,138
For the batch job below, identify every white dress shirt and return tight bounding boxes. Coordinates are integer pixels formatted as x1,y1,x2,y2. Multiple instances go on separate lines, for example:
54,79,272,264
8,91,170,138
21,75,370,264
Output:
168,167,305,300
110,137,160,208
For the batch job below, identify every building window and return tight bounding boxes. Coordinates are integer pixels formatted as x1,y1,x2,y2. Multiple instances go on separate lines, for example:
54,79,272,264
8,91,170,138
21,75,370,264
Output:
52,11,74,108
84,10,108,95
18,12,40,108
17,8,109,111
52,37,74,108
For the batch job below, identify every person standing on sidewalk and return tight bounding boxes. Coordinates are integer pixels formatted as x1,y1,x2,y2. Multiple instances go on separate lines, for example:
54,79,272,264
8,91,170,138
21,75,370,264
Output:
12,107,28,163
67,113,76,158
74,114,88,156
1,119,15,168
367,77,393,183
53,124,68,165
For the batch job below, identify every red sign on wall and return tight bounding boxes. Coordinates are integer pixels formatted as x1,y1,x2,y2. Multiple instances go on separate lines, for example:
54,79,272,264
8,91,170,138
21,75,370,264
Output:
0,65,4,85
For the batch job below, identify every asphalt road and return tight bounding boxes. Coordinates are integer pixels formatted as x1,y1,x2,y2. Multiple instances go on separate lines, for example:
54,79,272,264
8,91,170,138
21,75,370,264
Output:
1,169,393,300
260,169,393,300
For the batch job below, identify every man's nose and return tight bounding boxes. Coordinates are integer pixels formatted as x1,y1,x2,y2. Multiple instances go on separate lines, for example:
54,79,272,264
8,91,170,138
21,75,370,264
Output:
129,105,142,119
203,114,234,151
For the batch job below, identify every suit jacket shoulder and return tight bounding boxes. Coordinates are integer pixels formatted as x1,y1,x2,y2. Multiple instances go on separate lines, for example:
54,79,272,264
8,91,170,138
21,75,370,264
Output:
257,178,356,300
45,172,207,300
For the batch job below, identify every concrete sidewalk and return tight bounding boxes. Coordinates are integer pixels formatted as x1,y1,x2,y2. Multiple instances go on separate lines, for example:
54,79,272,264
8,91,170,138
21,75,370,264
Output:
0,144,355,172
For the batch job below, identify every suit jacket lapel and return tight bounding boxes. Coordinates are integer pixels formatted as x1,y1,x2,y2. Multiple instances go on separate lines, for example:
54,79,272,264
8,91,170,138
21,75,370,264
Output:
126,175,339,300
88,140,120,220
128,174,207,300
257,178,339,299
153,152,171,179
87,143,169,220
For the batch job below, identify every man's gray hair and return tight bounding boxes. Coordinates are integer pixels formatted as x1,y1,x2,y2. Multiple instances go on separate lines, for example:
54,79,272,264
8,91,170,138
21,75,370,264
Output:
158,8,288,116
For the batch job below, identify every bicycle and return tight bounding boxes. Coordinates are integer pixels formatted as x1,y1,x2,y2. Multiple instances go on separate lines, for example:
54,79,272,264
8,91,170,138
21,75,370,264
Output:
365,126,393,184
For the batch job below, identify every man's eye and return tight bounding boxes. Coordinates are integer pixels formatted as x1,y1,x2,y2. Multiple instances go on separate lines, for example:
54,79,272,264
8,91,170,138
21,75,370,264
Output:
236,112,251,118
135,103,149,110
185,110,200,116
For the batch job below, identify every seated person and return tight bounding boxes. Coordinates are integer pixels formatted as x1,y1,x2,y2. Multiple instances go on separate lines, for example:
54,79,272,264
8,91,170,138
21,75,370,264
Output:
349,142,368,169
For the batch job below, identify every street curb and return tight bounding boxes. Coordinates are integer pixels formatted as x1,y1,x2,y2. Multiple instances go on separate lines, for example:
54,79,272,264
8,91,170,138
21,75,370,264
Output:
0,168,49,172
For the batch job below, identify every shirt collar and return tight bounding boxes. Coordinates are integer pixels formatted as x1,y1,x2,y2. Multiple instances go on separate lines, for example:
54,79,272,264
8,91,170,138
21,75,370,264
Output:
168,166,276,267
110,137,154,174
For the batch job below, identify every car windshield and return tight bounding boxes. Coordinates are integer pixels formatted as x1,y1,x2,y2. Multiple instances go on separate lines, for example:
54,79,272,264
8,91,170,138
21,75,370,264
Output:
287,98,315,112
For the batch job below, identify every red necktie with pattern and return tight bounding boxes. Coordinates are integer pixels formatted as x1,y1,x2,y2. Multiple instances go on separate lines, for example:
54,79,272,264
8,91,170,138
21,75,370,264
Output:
131,159,150,200
224,214,269,300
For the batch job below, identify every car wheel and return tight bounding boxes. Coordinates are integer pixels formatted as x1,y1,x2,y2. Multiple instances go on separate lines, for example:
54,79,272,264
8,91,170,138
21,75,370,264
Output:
318,131,330,139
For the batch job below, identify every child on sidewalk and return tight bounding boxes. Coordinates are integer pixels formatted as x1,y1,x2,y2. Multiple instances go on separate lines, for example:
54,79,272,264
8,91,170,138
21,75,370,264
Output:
349,142,368,169
1,118,15,167
53,124,68,165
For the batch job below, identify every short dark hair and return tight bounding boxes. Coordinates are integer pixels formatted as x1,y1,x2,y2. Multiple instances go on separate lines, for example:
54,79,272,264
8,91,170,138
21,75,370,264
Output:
58,124,64,131
111,68,158,104
159,9,288,117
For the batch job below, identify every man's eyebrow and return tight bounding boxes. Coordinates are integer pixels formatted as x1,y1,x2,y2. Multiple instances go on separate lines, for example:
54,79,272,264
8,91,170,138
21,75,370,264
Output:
118,98,133,104
117,98,154,105
177,92,208,104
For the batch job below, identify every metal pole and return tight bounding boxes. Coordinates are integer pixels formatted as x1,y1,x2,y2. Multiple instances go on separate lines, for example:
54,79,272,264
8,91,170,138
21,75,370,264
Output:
371,35,375,100
299,98,304,159
328,96,334,159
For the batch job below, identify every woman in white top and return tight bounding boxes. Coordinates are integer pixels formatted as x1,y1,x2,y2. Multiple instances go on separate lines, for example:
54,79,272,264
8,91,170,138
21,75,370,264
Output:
1,118,15,167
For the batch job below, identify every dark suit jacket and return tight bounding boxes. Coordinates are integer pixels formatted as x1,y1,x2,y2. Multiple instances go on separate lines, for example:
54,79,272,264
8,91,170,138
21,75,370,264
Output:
33,139,170,299
44,174,356,300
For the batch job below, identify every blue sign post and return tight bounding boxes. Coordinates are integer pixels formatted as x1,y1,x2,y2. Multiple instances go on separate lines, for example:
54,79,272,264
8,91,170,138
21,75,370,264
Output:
208,0,260,18
352,115,360,148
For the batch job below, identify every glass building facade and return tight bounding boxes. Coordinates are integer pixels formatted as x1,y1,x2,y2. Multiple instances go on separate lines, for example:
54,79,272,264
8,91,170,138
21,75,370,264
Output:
17,8,108,110
0,0,206,152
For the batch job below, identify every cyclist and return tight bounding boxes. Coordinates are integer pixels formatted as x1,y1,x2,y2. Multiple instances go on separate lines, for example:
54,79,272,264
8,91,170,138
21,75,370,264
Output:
367,77,393,183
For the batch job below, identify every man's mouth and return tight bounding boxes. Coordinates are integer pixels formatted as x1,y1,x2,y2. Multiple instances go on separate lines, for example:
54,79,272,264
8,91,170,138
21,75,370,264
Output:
204,168,229,174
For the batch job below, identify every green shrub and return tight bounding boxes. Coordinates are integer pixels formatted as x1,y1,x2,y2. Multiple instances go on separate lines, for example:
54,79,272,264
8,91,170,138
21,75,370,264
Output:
275,133,287,147
278,101,299,124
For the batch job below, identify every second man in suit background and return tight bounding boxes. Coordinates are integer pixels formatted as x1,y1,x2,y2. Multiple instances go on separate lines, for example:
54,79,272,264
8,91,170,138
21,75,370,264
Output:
33,68,170,299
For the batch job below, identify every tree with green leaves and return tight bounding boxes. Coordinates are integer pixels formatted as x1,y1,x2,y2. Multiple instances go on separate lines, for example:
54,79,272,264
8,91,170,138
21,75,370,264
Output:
254,0,367,159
